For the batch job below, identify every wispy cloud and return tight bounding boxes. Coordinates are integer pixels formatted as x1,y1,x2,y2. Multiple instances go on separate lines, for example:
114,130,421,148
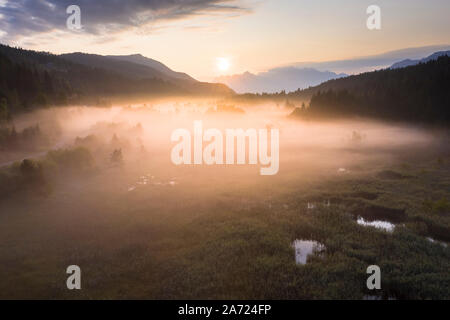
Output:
0,0,251,41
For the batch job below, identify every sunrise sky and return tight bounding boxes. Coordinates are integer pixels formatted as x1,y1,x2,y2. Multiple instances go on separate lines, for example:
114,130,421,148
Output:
1,0,449,80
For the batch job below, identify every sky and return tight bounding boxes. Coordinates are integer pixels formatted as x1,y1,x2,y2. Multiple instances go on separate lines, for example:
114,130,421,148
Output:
0,0,449,81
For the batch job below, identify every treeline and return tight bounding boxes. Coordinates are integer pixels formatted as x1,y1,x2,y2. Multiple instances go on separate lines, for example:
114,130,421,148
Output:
0,124,48,150
0,147,95,198
229,56,450,125
0,44,181,119
0,52,72,119
0,43,233,121
289,56,450,124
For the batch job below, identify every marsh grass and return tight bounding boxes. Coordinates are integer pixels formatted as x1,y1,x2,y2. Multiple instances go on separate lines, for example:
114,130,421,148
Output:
0,113,448,300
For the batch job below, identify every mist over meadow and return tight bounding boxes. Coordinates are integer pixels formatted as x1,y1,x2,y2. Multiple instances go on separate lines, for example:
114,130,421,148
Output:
1,99,449,299
0,0,449,301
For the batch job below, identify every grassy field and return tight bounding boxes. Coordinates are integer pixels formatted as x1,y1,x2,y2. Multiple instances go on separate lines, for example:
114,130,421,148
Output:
0,150,449,299
0,110,449,300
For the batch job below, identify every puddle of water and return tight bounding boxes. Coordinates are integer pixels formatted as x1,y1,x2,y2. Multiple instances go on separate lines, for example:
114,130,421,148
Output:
357,217,395,232
354,205,405,223
132,174,179,188
292,240,325,265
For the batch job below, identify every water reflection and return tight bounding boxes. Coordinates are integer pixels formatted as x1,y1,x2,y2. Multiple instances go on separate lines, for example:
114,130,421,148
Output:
357,217,395,232
127,174,178,191
292,240,325,265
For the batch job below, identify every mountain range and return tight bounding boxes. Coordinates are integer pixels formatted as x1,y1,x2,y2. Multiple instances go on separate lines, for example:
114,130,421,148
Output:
58,52,198,85
288,45,450,74
215,68,347,94
390,50,450,69
286,56,450,124
1,42,449,125
216,45,450,94
106,54,195,81
0,43,233,111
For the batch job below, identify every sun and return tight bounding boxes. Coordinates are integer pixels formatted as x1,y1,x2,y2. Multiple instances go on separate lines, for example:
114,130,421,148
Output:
216,57,231,72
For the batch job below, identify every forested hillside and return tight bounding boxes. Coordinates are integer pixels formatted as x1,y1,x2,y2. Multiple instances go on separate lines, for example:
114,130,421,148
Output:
0,51,71,120
0,44,233,121
288,56,450,124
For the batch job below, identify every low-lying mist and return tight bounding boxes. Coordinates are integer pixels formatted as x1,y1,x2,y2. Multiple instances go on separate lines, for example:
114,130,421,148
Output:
3,100,446,175
1,98,449,299
1,99,447,203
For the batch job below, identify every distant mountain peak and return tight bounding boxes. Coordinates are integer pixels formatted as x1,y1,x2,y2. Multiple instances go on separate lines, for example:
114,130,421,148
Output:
215,67,347,94
0,43,234,100
390,50,450,69
107,53,196,81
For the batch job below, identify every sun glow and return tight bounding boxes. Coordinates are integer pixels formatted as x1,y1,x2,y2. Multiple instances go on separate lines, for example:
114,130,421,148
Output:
216,57,231,72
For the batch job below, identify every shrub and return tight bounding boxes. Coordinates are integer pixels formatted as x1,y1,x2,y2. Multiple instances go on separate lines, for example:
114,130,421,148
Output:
19,159,51,196
432,198,450,214
46,147,94,173
110,149,123,165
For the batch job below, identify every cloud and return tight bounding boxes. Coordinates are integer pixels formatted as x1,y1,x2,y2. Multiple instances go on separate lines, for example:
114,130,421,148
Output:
287,45,450,74
0,0,250,41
